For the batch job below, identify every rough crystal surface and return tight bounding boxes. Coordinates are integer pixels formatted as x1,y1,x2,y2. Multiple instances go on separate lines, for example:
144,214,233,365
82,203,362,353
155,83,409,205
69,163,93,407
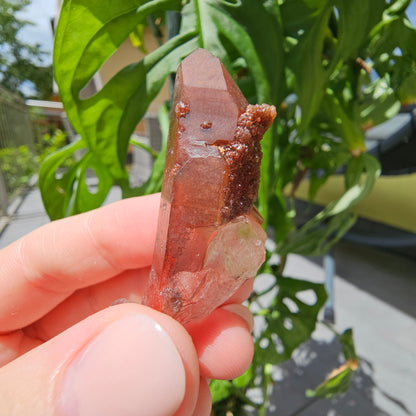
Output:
143,49,276,324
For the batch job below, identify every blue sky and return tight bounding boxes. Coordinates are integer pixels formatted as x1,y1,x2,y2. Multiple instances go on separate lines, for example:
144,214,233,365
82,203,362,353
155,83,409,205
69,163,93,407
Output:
17,0,56,65
408,0,416,24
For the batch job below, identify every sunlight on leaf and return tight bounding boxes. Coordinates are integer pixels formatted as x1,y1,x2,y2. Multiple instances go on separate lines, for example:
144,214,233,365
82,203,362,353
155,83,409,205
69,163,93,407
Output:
254,276,327,363
306,328,358,398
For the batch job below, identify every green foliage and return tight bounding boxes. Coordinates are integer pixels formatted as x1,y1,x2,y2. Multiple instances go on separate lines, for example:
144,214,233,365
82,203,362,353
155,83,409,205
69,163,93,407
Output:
307,328,358,399
279,153,381,256
0,0,53,98
36,129,68,164
0,129,68,198
44,0,416,413
255,276,328,363
0,145,37,195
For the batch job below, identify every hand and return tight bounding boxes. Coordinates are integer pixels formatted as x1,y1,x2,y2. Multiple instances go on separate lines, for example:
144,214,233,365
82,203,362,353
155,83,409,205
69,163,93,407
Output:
0,193,254,415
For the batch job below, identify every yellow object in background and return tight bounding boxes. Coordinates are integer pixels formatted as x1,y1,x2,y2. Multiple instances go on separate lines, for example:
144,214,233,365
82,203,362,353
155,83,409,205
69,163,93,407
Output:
295,173,416,233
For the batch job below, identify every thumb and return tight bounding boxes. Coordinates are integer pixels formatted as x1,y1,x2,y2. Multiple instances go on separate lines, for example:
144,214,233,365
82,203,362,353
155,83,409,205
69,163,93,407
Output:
0,304,200,416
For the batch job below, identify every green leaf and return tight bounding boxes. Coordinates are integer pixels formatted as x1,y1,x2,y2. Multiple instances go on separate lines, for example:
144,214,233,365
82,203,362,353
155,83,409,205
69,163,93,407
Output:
122,102,169,197
320,89,366,152
54,0,177,133
258,127,277,224
186,0,285,104
398,72,416,105
285,1,332,128
359,74,401,128
210,379,232,404
279,153,380,256
370,13,416,80
345,155,365,190
129,137,159,159
306,365,355,398
306,328,358,399
328,0,385,74
39,139,114,220
302,0,330,10
39,139,82,219
268,191,295,245
232,366,253,389
77,30,198,179
71,152,115,215
301,138,351,201
387,0,413,16
255,276,327,363
279,211,357,256
338,328,358,361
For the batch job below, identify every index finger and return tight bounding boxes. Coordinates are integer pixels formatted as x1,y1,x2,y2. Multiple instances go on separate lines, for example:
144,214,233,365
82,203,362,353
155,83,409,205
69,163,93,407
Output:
0,193,160,332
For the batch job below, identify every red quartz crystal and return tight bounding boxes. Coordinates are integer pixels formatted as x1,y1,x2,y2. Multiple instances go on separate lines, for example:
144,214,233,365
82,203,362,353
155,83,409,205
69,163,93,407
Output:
143,49,276,324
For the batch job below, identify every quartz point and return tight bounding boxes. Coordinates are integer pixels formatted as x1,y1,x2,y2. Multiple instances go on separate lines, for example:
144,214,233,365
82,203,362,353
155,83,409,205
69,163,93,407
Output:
143,48,276,324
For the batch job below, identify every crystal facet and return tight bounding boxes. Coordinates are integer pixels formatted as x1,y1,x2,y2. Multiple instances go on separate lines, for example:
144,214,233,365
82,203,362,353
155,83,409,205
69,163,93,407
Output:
143,49,276,324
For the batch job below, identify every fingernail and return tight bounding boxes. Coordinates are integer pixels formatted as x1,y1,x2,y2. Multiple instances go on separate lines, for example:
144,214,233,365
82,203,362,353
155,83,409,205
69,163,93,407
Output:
59,314,186,416
221,304,254,331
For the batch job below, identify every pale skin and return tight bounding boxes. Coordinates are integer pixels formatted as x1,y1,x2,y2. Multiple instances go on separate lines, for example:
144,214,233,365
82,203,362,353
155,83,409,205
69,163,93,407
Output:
0,193,255,416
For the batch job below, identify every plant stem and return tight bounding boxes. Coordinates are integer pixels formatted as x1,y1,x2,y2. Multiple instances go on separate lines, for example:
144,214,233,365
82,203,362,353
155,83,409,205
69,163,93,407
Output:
278,254,287,274
129,138,159,158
